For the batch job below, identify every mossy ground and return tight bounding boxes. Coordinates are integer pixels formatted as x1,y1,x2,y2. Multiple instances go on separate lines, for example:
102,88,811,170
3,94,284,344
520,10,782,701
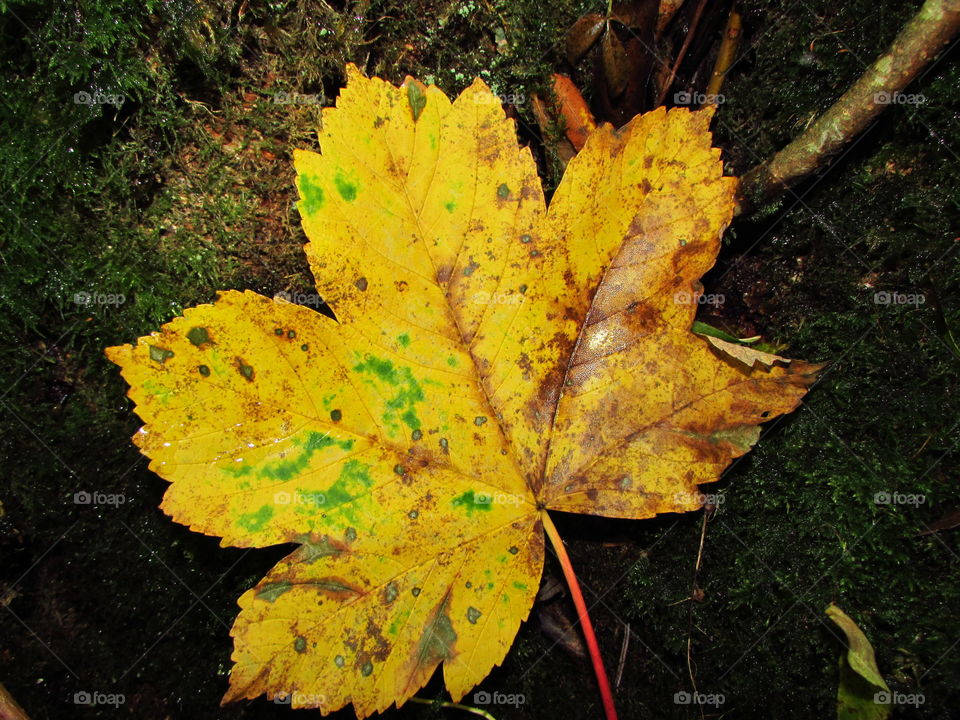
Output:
0,0,957,718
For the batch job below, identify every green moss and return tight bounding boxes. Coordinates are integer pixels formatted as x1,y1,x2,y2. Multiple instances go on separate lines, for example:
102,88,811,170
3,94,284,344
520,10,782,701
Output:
2,0,956,718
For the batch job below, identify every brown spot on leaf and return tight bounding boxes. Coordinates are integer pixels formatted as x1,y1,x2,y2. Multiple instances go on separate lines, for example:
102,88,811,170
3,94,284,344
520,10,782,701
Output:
235,357,255,381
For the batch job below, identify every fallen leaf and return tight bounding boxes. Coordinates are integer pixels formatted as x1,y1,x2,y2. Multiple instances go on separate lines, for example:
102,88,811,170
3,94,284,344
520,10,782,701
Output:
565,12,606,64
601,23,631,98
704,335,793,369
107,65,819,717
550,73,597,150
826,604,891,720
530,92,578,165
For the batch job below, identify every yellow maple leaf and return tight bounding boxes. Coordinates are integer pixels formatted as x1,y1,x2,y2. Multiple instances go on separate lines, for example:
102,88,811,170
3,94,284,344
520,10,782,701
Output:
106,64,819,718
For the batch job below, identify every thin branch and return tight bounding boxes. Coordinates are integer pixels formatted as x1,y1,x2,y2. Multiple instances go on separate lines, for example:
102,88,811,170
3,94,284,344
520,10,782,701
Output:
706,7,742,98
656,0,710,106
737,0,960,215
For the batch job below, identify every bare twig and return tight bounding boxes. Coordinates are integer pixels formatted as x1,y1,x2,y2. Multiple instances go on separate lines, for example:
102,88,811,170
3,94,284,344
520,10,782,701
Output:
656,0,710,106
706,7,742,98
685,506,712,719
737,0,960,215
614,621,631,689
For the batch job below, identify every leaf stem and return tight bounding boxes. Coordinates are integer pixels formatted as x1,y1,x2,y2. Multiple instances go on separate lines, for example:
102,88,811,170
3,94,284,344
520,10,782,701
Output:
541,511,618,720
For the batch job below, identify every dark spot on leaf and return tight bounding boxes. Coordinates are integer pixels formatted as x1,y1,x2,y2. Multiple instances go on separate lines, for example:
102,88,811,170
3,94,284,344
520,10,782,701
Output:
407,82,426,121
416,597,457,664
198,365,210,376
384,582,399,603
334,654,345,668
508,546,519,555
465,581,472,588
408,509,419,519
330,409,342,422
345,527,357,542
394,464,406,476
274,328,284,336
294,636,307,653
287,330,296,339
301,343,309,351
235,357,254,381
354,277,368,291
439,437,449,454
474,416,487,426
518,284,528,294
520,234,532,243
148,345,174,364
497,183,510,198
412,428,422,441
530,249,540,257
187,326,212,347
467,607,481,624
361,660,373,677
411,587,421,597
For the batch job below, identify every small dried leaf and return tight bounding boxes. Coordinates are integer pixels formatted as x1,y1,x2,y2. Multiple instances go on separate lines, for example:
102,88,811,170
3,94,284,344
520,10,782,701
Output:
551,73,597,151
565,12,606,64
601,22,632,98
705,335,793,369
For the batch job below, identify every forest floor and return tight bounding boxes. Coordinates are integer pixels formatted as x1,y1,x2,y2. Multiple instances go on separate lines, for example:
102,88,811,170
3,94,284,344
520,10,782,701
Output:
0,1,957,718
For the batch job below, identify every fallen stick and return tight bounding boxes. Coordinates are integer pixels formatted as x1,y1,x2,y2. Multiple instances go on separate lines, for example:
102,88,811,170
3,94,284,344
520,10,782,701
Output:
736,0,960,216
